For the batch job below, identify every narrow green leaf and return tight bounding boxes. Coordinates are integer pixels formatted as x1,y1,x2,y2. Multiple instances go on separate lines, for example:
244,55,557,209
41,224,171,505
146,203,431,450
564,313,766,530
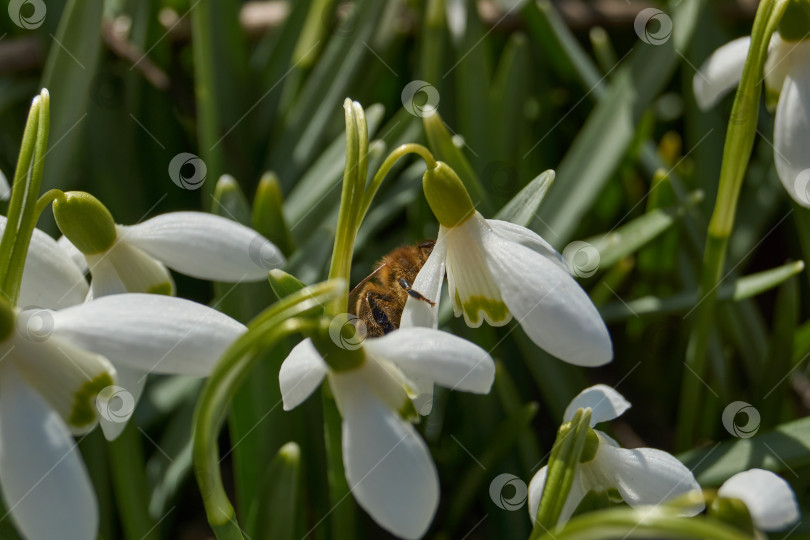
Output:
39,0,103,199
494,170,555,227
532,0,704,245
422,110,489,212
599,261,806,322
246,442,302,540
681,416,810,486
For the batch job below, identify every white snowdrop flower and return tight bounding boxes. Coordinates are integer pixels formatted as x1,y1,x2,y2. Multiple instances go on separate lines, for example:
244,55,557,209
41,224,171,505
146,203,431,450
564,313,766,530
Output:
693,17,810,207
401,163,612,367
527,384,704,526
0,215,89,309
279,327,495,539
0,169,9,200
52,191,284,298
0,292,245,540
718,468,800,531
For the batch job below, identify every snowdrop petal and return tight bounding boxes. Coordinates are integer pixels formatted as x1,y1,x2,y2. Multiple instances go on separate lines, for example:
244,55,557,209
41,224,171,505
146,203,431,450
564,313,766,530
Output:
483,229,613,366
527,465,587,526
445,215,511,327
564,384,631,426
51,294,245,376
365,327,495,394
97,364,146,441
445,0,466,44
764,34,794,105
86,256,127,298
11,323,116,434
279,339,327,411
593,440,703,514
774,42,810,208
488,219,569,274
57,235,88,273
693,36,750,110
0,168,8,200
91,238,175,296
334,375,439,539
121,212,284,281
0,365,98,540
0,216,90,310
718,469,799,531
400,234,446,329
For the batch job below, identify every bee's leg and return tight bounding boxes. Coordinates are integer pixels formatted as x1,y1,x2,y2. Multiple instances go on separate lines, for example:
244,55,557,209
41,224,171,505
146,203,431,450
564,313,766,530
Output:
366,292,397,334
397,278,436,306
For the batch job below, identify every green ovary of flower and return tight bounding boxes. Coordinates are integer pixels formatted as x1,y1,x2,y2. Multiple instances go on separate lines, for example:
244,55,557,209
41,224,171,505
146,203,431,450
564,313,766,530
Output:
457,293,510,326
68,372,115,428
579,428,600,463
422,161,475,228
779,0,810,42
52,191,117,255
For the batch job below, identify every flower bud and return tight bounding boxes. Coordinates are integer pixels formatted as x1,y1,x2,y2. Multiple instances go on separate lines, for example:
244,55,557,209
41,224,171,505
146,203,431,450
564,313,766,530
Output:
53,191,117,255
422,161,475,228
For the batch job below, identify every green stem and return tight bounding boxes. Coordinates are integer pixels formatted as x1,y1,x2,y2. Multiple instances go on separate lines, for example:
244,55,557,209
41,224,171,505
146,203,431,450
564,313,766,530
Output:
322,388,355,538
192,280,343,539
531,408,592,538
0,94,41,300
35,189,66,217
537,507,755,540
357,143,437,224
2,89,50,306
108,423,159,540
677,0,789,449
326,100,363,315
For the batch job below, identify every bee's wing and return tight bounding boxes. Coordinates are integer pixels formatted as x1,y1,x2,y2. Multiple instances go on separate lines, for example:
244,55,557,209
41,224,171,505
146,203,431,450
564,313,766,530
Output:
348,262,389,306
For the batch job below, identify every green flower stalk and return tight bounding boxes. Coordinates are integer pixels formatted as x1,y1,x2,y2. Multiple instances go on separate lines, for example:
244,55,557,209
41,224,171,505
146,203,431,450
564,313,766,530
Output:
678,0,791,448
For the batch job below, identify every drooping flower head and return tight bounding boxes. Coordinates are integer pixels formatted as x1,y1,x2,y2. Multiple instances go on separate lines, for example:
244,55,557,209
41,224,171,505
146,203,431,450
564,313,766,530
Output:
528,384,703,526
402,163,613,367
716,468,800,532
52,191,285,298
694,2,810,207
279,323,495,539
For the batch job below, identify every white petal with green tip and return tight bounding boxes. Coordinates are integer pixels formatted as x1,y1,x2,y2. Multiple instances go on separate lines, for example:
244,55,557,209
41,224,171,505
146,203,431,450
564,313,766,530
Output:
50,294,245,377
0,364,98,540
